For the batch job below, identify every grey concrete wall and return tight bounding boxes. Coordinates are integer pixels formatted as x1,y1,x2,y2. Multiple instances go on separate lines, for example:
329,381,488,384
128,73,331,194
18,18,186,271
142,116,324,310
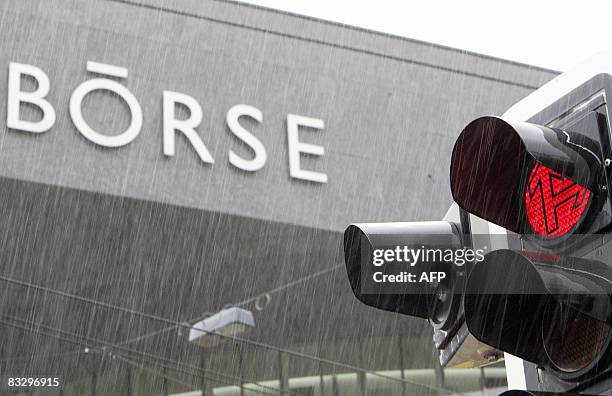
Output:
0,0,557,232
0,1,560,392
0,177,436,392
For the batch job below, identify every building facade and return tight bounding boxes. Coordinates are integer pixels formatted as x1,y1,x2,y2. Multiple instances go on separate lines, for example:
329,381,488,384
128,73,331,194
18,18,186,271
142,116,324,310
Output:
0,0,558,395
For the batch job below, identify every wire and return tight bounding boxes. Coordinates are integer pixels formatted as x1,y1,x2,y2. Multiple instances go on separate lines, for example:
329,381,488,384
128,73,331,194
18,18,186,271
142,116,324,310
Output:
0,273,459,394
0,349,83,363
0,314,457,396
0,314,280,393
0,315,286,396
0,262,342,352
0,263,341,367
112,264,343,349
0,317,271,395
0,264,345,394
0,274,176,325
234,264,343,307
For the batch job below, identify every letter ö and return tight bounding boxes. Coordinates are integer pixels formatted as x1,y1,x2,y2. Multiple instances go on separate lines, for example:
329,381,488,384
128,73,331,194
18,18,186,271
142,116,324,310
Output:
69,61,143,147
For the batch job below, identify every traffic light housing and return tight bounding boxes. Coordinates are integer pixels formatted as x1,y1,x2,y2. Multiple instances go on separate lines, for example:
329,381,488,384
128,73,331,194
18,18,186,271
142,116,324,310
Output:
464,249,612,376
450,75,612,391
343,220,463,319
343,205,505,368
344,73,612,394
450,112,611,241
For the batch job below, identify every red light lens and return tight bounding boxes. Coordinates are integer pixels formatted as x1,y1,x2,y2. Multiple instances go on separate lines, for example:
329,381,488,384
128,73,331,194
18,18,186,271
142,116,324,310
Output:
525,163,591,238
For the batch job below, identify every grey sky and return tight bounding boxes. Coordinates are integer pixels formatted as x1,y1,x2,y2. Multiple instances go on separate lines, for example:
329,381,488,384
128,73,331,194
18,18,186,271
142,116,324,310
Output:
236,0,612,71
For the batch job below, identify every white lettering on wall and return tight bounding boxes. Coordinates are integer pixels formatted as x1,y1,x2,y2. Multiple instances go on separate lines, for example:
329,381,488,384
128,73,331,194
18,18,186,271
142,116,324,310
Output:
4,60,329,184
287,114,328,183
7,62,56,133
226,104,267,172
163,90,214,164
69,61,143,147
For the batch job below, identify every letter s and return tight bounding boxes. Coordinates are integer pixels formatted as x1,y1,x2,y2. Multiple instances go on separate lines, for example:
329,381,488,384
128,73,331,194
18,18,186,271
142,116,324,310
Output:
226,104,267,172
475,249,486,262
7,62,56,133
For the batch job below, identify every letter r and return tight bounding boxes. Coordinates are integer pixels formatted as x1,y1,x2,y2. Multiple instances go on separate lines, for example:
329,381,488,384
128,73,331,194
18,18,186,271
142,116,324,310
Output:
163,91,214,164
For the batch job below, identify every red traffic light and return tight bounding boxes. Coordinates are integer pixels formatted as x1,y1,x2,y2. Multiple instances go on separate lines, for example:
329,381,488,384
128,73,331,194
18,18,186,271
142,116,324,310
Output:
450,114,605,236
525,163,592,238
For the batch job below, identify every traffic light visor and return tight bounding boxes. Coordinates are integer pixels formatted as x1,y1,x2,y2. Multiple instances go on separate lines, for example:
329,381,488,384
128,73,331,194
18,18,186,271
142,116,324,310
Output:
343,221,461,319
450,116,602,235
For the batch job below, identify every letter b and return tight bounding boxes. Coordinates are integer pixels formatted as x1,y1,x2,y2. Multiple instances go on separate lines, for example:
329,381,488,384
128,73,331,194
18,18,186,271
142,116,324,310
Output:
7,62,56,133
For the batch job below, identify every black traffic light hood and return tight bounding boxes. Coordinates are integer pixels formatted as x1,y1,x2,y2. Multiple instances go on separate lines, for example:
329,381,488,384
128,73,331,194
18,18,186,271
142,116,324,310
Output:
343,221,462,319
450,115,605,235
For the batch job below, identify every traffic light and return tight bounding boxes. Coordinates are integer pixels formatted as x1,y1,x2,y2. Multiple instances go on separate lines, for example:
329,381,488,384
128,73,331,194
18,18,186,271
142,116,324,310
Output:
344,72,612,393
343,220,463,319
343,206,505,368
464,250,612,376
450,112,611,241
449,75,612,391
